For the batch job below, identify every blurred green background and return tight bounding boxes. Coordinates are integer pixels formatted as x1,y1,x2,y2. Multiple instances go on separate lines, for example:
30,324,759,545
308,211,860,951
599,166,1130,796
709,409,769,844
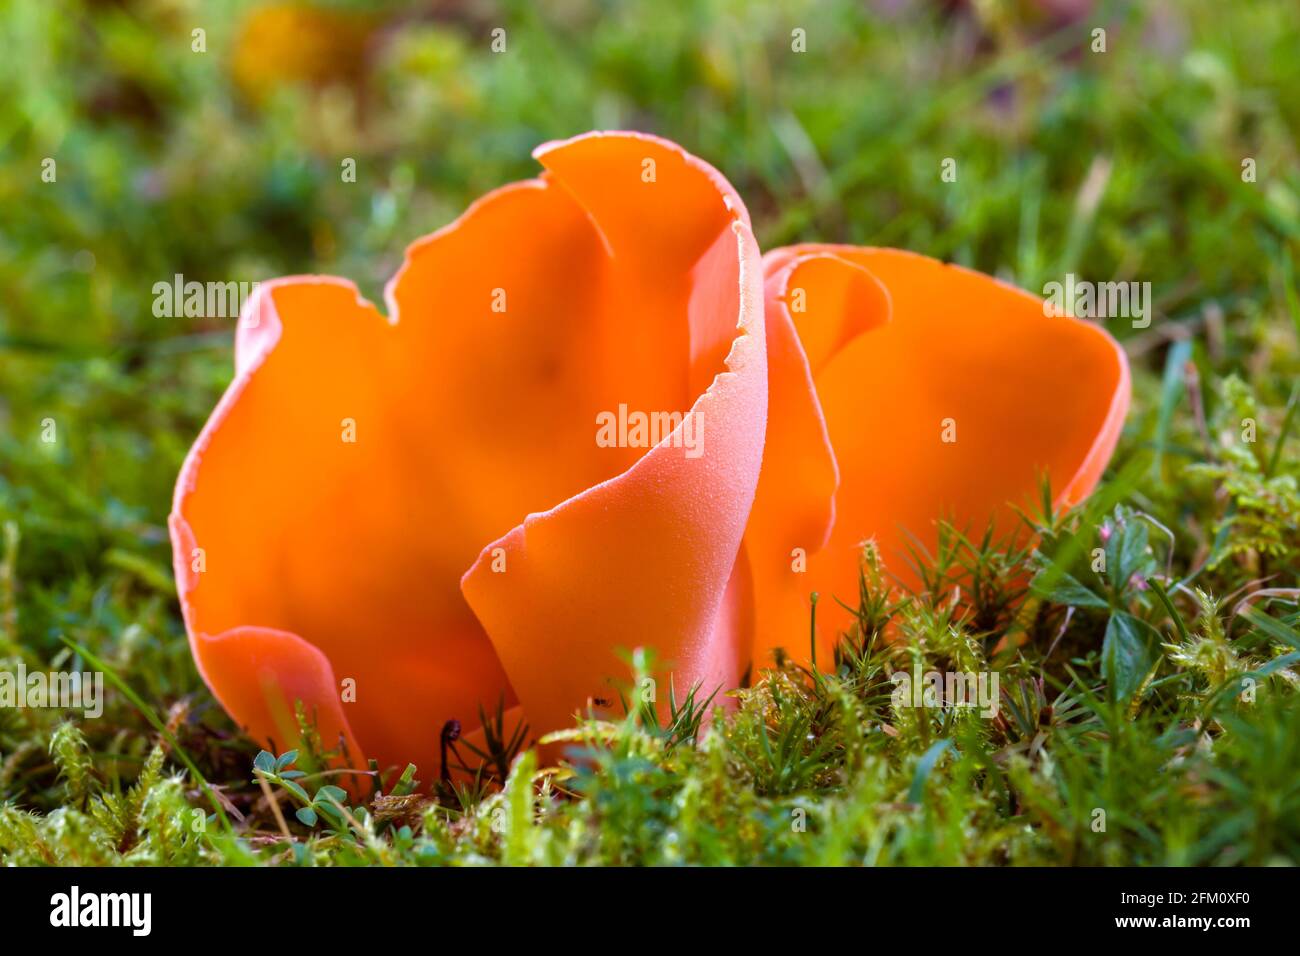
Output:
1,0,1298,746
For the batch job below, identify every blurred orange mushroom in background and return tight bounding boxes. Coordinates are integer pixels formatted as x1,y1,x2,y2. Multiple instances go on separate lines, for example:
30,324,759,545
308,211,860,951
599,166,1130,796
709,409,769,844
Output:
170,132,767,781
743,245,1130,671
230,3,376,104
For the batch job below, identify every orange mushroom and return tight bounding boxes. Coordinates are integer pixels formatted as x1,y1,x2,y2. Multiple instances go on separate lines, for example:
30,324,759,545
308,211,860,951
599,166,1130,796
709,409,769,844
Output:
170,132,767,780
230,3,375,105
744,245,1130,669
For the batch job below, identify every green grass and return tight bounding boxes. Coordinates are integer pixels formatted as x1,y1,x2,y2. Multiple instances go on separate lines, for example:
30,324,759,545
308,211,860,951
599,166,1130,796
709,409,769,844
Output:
1,0,1298,865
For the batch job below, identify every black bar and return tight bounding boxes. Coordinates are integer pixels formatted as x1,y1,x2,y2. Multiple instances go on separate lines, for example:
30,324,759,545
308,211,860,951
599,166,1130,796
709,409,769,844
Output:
0,866,1279,943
